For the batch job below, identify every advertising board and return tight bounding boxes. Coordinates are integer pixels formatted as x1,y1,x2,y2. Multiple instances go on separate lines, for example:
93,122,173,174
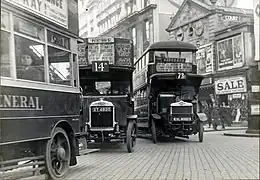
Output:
8,0,68,28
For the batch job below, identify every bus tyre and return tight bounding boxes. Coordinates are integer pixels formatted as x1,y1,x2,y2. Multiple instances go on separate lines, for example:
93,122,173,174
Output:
151,119,157,144
126,121,136,153
45,127,71,180
198,122,204,142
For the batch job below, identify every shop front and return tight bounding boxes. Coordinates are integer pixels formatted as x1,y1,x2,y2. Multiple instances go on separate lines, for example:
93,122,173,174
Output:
215,76,249,123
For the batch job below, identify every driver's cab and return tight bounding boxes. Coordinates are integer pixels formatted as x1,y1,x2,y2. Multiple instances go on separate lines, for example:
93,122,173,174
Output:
151,78,197,116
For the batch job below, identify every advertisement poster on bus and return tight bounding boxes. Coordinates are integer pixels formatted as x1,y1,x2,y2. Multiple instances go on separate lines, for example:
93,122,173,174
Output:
8,0,68,28
217,34,243,71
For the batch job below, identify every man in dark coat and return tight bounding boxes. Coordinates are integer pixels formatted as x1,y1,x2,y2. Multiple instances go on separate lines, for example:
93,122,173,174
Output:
219,103,226,129
207,104,213,128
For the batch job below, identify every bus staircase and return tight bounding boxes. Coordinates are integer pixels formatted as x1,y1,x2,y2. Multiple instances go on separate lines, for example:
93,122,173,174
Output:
137,117,151,139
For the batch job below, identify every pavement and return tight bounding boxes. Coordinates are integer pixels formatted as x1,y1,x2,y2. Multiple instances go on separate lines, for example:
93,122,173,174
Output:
203,125,247,132
223,130,260,138
62,130,259,180
137,125,248,139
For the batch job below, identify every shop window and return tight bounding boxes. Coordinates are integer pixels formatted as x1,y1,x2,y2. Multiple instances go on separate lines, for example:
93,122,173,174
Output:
48,46,72,86
13,16,44,41
15,35,45,82
1,31,11,77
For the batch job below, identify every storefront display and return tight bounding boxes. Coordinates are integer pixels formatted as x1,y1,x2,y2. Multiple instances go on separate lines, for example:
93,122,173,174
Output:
215,76,248,122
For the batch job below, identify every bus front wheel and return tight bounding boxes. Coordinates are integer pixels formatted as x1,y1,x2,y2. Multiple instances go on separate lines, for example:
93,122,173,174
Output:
45,127,71,180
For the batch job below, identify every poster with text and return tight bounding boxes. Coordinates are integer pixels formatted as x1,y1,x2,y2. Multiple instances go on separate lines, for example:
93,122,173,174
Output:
196,43,213,74
217,35,243,71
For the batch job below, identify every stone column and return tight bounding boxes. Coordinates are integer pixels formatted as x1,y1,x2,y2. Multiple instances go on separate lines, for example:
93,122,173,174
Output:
246,65,260,134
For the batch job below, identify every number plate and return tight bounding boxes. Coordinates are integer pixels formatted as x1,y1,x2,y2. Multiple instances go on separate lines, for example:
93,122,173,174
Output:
92,61,109,72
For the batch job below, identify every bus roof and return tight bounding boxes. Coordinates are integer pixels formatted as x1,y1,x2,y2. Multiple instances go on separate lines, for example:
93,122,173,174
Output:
148,41,197,51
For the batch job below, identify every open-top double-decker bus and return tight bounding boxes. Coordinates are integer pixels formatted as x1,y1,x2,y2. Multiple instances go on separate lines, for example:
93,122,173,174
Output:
134,40,207,143
78,37,138,153
0,1,84,179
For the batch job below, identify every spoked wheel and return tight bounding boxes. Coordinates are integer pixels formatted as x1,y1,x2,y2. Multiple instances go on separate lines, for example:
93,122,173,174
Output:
151,119,157,144
126,121,137,153
198,122,204,142
45,127,71,180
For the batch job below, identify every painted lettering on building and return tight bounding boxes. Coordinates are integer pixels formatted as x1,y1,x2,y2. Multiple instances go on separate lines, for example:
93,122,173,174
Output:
222,15,240,21
0,94,43,110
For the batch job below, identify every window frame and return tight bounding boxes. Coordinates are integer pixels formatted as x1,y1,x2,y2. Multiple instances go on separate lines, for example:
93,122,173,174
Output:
0,10,79,91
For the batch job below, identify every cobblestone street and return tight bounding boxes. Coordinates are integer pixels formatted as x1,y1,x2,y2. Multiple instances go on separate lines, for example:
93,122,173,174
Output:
65,130,259,180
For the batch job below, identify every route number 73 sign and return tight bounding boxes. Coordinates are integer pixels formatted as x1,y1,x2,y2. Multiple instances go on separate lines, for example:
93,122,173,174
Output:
92,61,109,72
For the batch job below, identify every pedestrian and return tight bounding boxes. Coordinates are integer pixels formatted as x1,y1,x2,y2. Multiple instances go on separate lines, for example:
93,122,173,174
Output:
211,105,221,130
207,104,213,128
219,103,226,129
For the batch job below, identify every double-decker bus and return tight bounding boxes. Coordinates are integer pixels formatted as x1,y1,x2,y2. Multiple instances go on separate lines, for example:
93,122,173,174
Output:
134,40,207,143
78,37,138,153
0,1,84,179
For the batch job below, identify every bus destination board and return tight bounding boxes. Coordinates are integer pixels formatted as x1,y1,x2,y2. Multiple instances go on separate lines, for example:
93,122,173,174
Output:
87,43,115,64
156,62,193,72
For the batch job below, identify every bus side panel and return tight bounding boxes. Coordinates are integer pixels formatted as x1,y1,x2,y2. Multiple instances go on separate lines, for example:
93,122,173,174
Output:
0,86,81,144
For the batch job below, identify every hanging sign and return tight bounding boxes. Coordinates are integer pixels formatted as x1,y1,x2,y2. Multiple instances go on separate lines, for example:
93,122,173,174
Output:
215,76,247,95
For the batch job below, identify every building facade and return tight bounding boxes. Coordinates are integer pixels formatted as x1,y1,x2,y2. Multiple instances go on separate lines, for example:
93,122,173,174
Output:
78,0,99,38
166,0,255,124
79,0,182,58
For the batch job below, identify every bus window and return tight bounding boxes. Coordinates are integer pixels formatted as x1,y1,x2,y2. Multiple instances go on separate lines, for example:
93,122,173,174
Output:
167,52,179,58
95,81,111,95
93,81,130,95
154,51,166,59
13,16,45,41
1,31,11,77
48,46,72,86
15,36,45,82
180,52,193,63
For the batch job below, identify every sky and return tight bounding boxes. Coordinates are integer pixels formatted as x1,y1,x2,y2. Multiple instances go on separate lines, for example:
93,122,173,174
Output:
236,0,254,9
